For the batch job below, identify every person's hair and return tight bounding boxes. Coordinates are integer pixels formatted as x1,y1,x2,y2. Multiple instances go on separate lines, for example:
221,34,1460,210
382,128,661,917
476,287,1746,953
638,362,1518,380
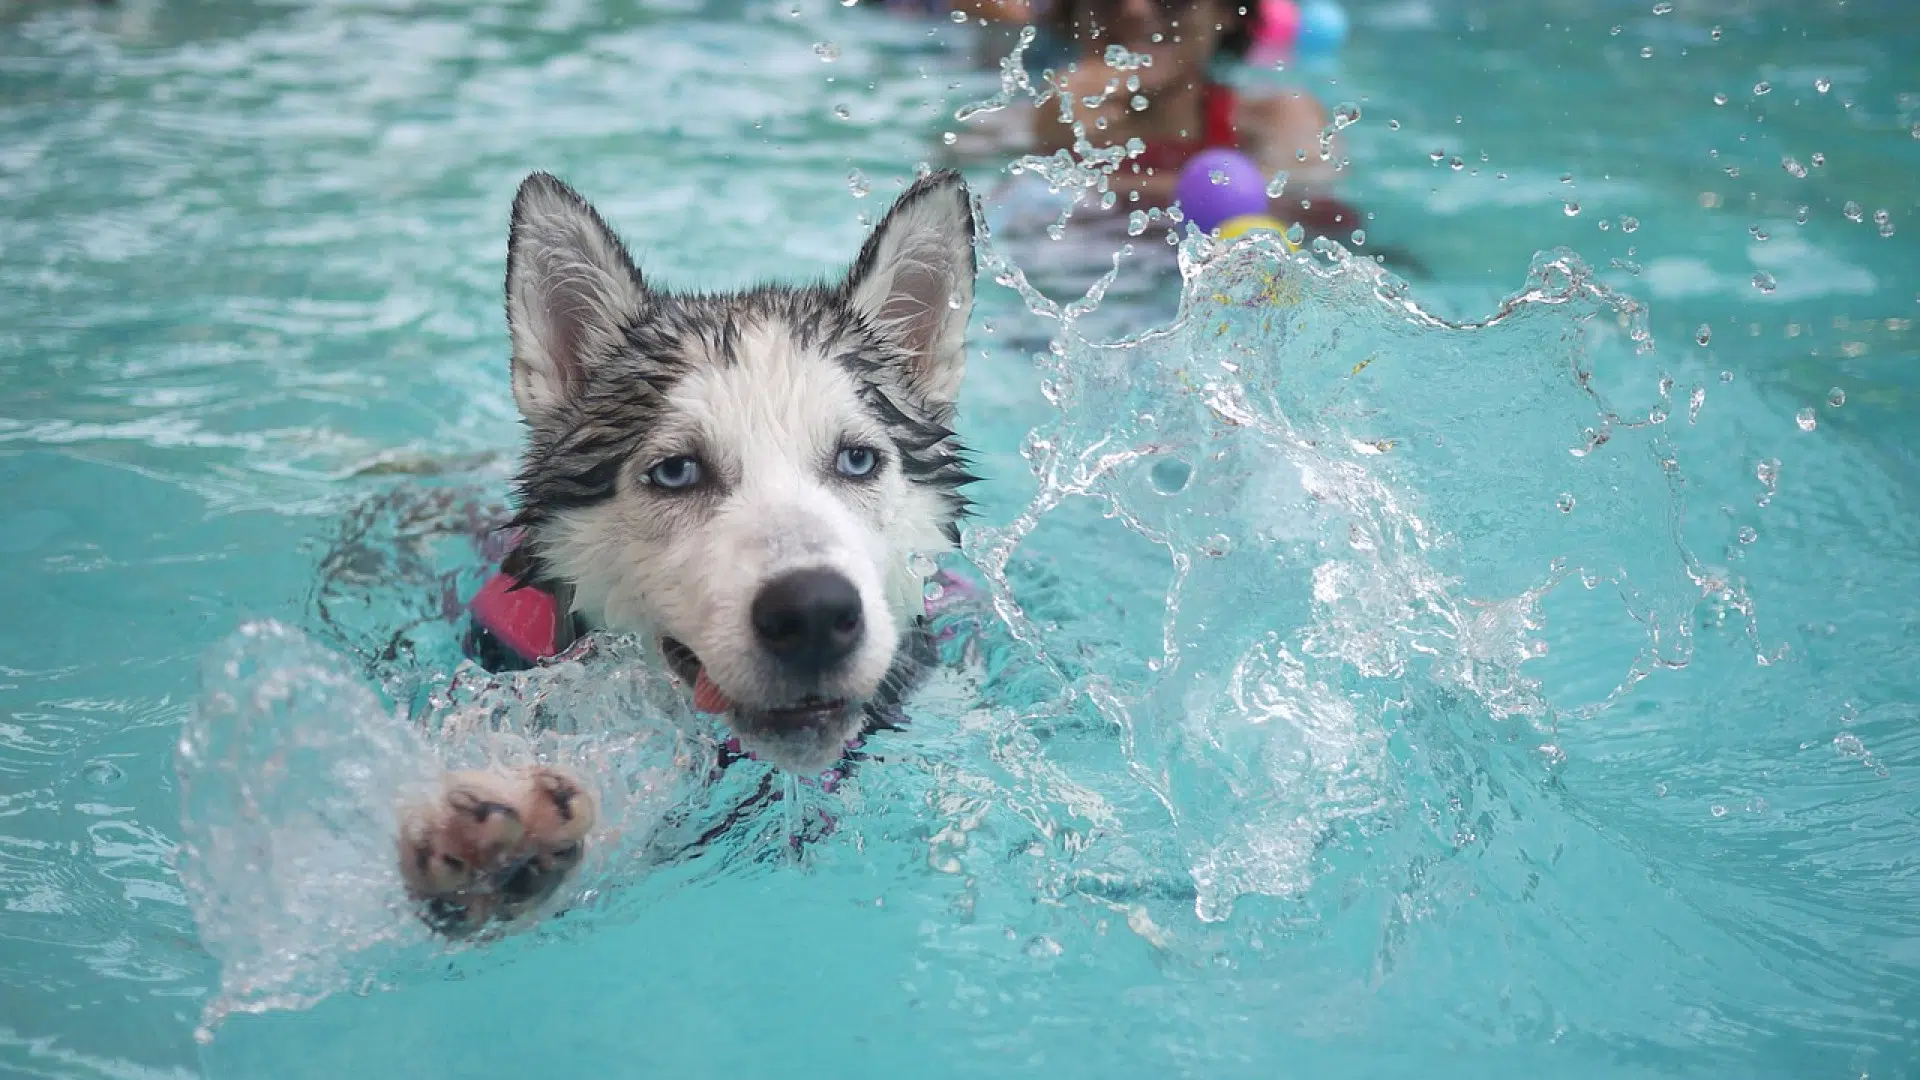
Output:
1040,0,1251,60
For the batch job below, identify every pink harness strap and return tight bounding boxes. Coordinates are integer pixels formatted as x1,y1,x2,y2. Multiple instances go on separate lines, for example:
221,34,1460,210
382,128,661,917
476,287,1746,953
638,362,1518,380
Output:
467,571,560,662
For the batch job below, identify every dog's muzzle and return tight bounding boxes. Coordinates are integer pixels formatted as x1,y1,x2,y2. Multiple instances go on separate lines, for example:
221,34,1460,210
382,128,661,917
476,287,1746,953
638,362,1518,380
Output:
750,567,865,679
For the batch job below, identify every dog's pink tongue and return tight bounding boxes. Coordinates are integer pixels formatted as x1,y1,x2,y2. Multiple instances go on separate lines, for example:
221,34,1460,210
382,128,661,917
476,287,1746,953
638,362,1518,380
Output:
693,669,733,715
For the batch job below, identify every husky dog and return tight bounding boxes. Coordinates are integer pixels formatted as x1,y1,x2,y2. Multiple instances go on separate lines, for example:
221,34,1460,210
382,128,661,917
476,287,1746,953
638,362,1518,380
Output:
395,168,979,934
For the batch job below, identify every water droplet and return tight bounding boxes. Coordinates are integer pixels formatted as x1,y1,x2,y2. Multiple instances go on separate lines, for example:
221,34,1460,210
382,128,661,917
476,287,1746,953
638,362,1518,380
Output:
1795,205,1809,225
1150,459,1193,494
1449,156,1464,171
1620,216,1639,233
1710,25,1723,40
1695,324,1712,346
1749,224,1770,241
949,8,968,20
1753,80,1771,95
833,104,851,120
1721,370,1734,383
1388,118,1400,130
813,41,840,61
1264,171,1289,198
941,131,957,145
1796,407,1817,431
1562,201,1579,217
1738,526,1757,544
1810,152,1825,167
1751,272,1776,293
1126,74,1140,93
1712,92,1728,106
1828,387,1846,407
1782,156,1806,178
1844,201,1864,222
847,168,870,197
1689,385,1706,423
1350,228,1366,246
789,3,803,15
1556,493,1576,513
1651,0,1672,12
908,552,939,577
1127,210,1149,236
1598,219,1611,231
1710,804,1728,818
1654,782,1668,797
81,760,125,789
1285,221,1305,247
1130,95,1149,111
1815,76,1831,93
1756,458,1778,486
1025,935,1064,959
1881,219,1896,238
1610,23,1622,34
1429,148,1445,163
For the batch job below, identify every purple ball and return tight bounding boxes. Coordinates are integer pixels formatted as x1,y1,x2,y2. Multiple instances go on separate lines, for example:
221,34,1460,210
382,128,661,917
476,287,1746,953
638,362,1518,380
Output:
1174,149,1269,233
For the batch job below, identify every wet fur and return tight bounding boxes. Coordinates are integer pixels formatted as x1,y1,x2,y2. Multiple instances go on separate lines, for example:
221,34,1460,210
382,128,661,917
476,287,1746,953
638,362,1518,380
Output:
397,169,979,934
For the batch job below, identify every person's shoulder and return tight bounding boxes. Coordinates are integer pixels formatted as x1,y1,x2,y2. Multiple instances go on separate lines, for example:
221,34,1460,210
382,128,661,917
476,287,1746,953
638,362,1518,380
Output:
1231,85,1328,135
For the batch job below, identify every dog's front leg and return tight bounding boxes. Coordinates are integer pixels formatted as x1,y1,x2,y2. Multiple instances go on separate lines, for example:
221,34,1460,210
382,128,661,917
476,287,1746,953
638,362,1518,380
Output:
394,766,596,936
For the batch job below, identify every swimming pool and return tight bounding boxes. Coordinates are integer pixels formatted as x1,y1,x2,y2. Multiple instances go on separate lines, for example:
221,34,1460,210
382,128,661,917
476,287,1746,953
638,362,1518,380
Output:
3,0,1917,1075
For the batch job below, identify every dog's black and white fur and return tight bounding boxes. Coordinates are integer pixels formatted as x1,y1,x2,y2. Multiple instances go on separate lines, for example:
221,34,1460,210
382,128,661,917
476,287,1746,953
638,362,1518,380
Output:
396,169,979,934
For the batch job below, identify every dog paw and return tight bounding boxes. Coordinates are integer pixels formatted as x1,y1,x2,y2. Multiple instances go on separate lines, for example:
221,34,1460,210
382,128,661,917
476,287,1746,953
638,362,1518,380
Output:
396,766,597,936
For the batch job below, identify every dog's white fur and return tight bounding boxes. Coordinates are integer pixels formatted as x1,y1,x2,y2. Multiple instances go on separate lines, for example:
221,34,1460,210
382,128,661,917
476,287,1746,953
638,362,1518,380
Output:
502,170,976,774
539,325,949,725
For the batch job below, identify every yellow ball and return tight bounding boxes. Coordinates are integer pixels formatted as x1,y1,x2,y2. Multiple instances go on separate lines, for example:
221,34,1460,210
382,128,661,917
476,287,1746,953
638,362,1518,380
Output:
1216,214,1299,250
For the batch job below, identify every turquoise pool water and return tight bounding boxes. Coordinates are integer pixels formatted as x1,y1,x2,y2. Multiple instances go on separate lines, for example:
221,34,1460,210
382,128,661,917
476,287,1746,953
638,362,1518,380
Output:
3,0,1918,1076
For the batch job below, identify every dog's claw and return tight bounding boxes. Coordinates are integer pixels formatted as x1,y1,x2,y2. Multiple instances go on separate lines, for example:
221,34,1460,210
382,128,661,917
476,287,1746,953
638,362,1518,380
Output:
396,766,598,936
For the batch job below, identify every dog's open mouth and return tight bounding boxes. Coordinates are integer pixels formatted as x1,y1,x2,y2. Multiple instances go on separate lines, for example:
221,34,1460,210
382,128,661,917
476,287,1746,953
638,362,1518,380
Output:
660,636,863,774
660,636,850,725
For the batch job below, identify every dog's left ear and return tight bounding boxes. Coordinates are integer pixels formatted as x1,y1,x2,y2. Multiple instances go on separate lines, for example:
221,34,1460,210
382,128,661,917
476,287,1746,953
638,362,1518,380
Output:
845,170,976,419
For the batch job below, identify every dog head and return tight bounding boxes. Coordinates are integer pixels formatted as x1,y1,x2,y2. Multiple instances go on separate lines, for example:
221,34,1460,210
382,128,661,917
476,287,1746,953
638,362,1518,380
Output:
499,169,977,773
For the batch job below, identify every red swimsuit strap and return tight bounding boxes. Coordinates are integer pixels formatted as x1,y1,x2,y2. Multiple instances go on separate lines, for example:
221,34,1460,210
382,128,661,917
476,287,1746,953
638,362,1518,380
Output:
1129,81,1241,173
1200,80,1240,148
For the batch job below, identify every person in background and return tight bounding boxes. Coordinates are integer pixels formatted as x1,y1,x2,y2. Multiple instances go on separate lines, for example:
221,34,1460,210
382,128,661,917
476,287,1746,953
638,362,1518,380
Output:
1028,0,1360,242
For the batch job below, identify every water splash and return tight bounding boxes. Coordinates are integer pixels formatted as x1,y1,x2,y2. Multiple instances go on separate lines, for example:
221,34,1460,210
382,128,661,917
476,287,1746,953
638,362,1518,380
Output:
175,619,713,1038
951,219,1763,924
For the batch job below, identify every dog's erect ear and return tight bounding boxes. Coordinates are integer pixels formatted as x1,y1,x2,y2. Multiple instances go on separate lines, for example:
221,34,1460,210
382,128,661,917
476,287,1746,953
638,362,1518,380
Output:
845,170,976,417
505,172,648,424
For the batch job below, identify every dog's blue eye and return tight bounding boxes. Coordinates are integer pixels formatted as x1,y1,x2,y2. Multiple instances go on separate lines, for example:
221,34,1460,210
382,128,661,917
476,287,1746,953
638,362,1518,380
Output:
647,456,702,490
835,446,879,479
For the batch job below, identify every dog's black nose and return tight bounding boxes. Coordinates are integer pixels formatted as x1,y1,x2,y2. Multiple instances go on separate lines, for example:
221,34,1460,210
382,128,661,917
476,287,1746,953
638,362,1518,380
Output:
751,568,865,674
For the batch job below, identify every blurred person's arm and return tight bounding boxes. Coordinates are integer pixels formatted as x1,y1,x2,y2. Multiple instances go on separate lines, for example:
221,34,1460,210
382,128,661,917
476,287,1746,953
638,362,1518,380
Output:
1236,89,1341,196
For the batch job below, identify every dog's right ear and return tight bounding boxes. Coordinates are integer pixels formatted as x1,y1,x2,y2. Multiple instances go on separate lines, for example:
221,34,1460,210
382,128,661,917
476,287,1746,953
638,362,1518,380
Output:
845,169,976,421
504,172,648,424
